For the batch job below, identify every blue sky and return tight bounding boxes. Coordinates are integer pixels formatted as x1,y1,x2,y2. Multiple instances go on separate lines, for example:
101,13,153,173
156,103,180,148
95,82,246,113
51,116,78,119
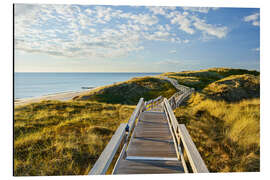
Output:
14,4,260,72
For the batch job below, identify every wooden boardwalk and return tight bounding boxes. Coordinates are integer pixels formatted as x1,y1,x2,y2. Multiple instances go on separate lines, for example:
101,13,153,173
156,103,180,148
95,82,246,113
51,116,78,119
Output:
114,110,184,174
89,77,208,175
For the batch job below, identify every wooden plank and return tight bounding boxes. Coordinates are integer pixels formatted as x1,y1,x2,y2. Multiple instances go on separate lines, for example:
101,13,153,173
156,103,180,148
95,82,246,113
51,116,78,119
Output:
133,113,169,136
134,130,171,136
135,123,169,129
135,123,170,130
126,134,176,158
89,123,127,175
126,156,178,161
178,124,209,173
126,111,177,158
114,159,184,174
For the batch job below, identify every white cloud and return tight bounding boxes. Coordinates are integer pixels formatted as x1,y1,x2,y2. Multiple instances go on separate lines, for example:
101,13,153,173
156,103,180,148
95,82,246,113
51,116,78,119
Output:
243,12,260,26
14,5,148,58
147,7,166,15
147,6,176,15
193,16,228,38
129,14,158,26
164,8,228,38
244,13,259,22
15,4,229,59
252,21,259,26
182,7,219,14
144,31,170,41
170,12,195,34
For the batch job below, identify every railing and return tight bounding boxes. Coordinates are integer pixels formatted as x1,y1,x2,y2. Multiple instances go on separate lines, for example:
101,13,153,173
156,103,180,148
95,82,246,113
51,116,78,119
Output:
89,98,145,175
168,88,194,110
89,78,208,174
144,95,163,111
160,76,191,93
163,97,209,173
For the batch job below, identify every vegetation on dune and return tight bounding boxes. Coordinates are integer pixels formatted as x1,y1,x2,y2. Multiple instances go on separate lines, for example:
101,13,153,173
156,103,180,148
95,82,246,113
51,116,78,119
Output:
73,76,177,105
170,68,260,172
174,93,260,172
14,100,135,176
14,75,177,176
203,74,260,102
208,67,259,77
162,68,259,90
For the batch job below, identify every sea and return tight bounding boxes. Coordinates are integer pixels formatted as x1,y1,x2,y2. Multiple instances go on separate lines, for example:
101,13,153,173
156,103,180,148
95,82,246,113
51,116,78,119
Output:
14,72,161,99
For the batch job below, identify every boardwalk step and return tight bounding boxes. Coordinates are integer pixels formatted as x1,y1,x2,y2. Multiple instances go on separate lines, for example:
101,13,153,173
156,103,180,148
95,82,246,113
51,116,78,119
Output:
126,138,176,158
113,159,184,174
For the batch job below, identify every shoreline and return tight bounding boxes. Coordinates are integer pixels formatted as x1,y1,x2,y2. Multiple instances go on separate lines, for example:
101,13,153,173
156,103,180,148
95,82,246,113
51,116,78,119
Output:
14,87,98,106
14,74,162,107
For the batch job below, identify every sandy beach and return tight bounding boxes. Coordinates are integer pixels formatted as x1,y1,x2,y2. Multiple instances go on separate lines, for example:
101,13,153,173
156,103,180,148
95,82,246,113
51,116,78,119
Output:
14,88,96,106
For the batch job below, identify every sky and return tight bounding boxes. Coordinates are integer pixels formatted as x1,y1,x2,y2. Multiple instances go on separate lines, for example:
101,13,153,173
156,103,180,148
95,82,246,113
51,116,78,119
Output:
14,4,260,72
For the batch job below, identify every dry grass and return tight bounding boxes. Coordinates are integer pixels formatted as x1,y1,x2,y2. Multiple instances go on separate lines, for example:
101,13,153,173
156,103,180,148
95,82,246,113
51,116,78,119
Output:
14,75,177,176
169,68,260,172
174,93,260,172
14,100,135,176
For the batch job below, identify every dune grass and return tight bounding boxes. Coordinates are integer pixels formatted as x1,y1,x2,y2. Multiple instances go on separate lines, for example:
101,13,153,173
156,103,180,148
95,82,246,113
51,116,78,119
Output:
173,76,260,172
203,74,260,102
164,68,260,172
162,68,259,91
14,100,135,176
14,75,177,176
73,76,177,105
174,93,259,172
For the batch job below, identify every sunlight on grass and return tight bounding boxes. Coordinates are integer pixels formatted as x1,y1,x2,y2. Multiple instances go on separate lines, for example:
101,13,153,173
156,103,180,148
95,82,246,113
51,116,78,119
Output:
174,92,260,172
14,100,135,175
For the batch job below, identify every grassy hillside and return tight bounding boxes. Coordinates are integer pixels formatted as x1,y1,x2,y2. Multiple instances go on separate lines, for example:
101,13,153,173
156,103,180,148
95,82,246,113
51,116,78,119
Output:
162,68,259,90
14,100,135,176
73,76,177,105
170,68,260,172
14,75,177,176
203,74,260,102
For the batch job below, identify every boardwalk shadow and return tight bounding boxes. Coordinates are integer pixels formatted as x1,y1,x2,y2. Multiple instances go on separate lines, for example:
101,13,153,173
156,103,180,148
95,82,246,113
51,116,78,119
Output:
133,137,173,144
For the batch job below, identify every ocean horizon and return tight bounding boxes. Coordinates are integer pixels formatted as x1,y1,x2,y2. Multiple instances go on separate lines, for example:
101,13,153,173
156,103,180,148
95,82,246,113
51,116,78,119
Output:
14,72,162,99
